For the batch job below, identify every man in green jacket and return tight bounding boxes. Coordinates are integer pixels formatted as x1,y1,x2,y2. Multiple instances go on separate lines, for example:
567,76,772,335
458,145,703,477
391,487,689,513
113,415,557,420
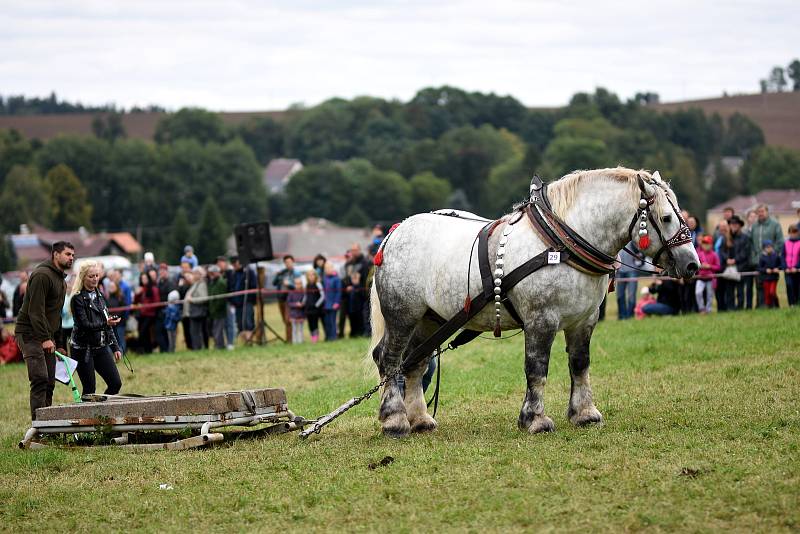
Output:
750,204,784,308
15,241,75,419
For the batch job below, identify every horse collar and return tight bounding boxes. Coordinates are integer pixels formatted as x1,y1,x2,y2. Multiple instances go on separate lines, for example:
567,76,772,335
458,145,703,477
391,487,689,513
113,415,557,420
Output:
524,176,616,277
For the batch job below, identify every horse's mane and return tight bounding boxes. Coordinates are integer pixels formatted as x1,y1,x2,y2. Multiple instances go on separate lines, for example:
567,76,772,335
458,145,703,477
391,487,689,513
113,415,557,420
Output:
547,167,674,218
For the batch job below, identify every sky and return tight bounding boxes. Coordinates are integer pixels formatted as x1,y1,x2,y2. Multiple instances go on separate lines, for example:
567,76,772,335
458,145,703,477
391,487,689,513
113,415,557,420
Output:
1,0,798,112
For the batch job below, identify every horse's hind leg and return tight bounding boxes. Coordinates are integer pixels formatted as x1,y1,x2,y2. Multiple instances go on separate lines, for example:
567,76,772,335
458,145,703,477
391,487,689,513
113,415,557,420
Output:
519,316,559,433
377,318,417,438
564,318,603,426
401,321,439,433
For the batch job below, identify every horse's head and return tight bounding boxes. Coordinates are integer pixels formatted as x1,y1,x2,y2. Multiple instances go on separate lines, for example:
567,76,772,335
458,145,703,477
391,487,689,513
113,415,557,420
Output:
632,172,699,280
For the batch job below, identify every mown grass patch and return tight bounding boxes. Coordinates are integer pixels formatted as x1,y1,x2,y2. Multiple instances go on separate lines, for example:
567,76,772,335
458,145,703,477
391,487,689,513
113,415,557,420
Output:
0,308,798,531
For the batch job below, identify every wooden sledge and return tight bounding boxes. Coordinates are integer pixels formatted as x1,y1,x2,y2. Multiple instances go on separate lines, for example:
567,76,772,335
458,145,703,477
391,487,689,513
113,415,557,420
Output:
19,388,309,450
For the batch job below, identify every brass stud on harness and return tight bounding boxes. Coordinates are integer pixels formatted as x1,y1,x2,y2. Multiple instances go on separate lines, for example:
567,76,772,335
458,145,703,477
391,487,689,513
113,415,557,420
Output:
493,223,514,337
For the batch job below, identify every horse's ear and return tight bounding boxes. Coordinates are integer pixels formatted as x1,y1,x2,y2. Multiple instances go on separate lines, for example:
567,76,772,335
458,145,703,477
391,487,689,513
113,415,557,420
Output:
637,174,655,198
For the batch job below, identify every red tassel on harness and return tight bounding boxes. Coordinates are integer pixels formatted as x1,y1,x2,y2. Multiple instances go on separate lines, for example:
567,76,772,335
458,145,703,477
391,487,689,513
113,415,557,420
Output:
463,295,472,313
608,278,616,293
493,324,502,337
638,235,650,249
373,223,402,268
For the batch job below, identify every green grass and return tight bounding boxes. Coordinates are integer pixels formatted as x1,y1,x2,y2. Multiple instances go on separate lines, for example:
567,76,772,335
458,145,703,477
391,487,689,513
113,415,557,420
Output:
1,308,799,532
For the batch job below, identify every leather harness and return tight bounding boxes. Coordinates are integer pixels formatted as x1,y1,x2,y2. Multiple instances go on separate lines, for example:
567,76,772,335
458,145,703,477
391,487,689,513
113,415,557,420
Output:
397,175,617,374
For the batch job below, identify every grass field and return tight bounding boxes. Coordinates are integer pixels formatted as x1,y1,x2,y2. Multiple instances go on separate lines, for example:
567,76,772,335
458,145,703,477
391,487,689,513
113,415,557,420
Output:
1,307,798,532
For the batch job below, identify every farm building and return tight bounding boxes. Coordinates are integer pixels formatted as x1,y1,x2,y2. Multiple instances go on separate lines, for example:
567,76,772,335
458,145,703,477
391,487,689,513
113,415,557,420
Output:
9,224,142,269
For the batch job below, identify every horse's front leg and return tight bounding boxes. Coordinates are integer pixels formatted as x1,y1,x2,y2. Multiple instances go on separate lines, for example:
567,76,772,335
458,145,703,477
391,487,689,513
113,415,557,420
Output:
519,319,558,433
564,318,603,426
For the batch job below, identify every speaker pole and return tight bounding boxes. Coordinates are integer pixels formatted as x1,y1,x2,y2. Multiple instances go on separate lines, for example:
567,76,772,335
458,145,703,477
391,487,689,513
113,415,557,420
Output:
245,262,286,346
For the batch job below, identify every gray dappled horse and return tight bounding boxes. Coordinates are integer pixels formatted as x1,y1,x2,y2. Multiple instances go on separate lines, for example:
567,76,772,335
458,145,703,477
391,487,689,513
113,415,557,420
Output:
368,168,699,438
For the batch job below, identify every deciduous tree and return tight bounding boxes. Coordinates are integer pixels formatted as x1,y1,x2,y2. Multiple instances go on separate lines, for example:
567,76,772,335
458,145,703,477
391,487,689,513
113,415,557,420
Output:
787,59,800,91
0,165,51,233
154,108,228,145
409,172,452,213
743,146,800,192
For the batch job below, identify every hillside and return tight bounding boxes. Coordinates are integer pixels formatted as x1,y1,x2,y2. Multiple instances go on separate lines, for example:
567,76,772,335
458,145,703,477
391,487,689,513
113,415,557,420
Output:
0,109,291,141
654,91,800,150
1,92,798,151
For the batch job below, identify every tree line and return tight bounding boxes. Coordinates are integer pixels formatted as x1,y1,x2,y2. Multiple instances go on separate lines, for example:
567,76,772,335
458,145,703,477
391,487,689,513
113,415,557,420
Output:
759,58,800,93
2,85,800,271
0,91,166,116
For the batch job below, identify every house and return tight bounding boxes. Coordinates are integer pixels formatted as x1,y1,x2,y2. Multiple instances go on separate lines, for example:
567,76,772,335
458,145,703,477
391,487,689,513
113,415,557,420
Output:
706,190,800,233
263,158,303,193
270,218,372,260
10,225,142,269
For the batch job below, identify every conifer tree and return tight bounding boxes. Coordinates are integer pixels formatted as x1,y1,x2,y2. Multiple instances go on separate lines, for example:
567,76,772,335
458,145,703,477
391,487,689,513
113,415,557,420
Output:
195,196,229,262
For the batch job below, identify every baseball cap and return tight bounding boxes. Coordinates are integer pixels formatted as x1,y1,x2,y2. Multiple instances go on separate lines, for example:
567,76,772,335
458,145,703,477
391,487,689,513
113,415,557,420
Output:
184,245,194,253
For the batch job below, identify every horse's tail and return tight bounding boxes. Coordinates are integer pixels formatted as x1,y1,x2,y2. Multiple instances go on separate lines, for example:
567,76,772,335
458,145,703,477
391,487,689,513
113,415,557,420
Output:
365,281,384,376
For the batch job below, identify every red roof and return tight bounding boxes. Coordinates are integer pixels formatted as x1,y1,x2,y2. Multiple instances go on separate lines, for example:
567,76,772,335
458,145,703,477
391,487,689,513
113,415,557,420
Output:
108,233,142,254
10,227,142,268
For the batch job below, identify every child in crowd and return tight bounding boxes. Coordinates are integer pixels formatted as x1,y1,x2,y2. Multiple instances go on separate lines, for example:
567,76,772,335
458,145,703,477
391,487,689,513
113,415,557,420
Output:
304,270,325,343
322,261,342,341
758,240,781,308
784,225,800,306
695,234,720,314
634,286,656,320
163,290,182,352
287,276,306,344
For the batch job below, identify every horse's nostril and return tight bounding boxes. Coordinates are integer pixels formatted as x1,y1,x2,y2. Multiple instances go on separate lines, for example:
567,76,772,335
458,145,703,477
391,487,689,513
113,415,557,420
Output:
686,262,698,275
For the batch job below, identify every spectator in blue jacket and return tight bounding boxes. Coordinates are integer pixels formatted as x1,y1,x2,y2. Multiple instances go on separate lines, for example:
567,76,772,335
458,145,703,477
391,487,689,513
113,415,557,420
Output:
322,261,342,341
615,241,643,320
227,256,257,343
163,290,182,353
180,245,199,269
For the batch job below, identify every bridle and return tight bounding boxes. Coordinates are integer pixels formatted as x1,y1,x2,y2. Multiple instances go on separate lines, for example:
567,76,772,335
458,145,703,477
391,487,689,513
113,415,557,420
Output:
626,176,693,270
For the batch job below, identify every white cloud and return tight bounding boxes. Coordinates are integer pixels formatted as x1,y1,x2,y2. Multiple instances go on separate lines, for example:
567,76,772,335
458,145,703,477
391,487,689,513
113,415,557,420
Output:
1,0,798,110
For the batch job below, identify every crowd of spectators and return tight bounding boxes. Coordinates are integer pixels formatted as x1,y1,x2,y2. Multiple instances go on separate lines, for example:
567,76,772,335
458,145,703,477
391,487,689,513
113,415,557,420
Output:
0,224,386,355
2,204,797,362
622,205,799,319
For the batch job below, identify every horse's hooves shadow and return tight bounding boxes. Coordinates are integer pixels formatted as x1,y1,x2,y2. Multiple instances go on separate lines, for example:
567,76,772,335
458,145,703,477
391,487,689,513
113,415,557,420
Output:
410,419,437,433
382,427,411,439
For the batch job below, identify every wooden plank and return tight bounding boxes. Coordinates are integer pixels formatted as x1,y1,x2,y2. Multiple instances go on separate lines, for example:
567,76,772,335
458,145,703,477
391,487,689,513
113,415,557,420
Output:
35,388,287,421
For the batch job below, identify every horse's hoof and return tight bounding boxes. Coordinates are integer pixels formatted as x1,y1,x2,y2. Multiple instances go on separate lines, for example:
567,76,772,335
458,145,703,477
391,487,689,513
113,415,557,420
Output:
382,424,411,439
569,407,604,427
521,415,555,434
410,415,437,433
381,413,411,439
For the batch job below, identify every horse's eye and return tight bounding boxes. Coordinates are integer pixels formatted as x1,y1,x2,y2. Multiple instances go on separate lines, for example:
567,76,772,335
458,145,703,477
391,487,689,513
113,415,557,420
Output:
661,215,672,223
